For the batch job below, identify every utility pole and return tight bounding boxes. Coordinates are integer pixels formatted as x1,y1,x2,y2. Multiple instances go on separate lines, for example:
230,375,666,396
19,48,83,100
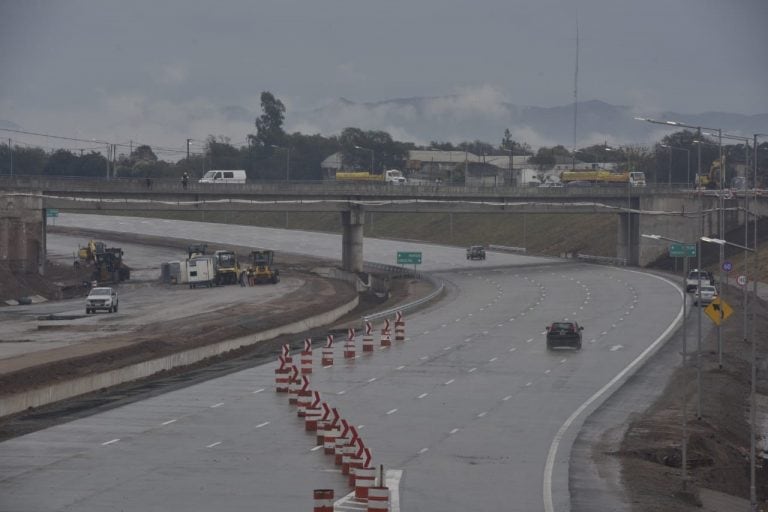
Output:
186,138,191,162
8,138,12,176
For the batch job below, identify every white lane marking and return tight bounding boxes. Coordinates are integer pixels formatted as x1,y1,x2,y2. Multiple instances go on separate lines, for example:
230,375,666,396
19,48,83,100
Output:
468,313,473,317
497,323,504,327
211,402,224,408
525,382,532,387
445,379,455,385
254,421,270,429
449,428,460,434
464,337,472,342
101,438,120,446
311,445,323,452
455,318,461,322
417,393,429,399
423,331,430,335
396,365,406,370
337,390,347,395
323,365,333,369
468,367,477,373
509,347,517,352
252,388,265,394
418,448,429,454
368,377,377,383
611,324,617,328
420,356,428,360
503,395,512,401
509,318,515,321
545,369,551,374
601,331,608,335
526,338,534,343
590,339,596,344
489,357,498,362
482,331,489,335
477,412,487,418
444,346,452,350
441,324,447,328
161,419,177,426
386,409,398,415
379,346,388,351
543,271,684,512
320,469,342,473
357,425,365,429
206,441,222,448
610,345,623,351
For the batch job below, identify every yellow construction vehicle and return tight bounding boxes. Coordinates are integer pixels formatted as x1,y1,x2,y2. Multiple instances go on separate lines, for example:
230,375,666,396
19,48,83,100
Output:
696,156,725,189
213,250,240,285
247,250,280,284
75,240,105,267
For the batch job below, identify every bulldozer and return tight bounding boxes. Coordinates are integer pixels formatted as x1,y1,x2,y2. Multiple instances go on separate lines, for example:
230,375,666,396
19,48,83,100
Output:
247,250,279,284
213,250,240,285
92,247,130,284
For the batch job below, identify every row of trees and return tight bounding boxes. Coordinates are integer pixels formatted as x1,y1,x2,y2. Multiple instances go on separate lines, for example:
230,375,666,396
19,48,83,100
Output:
1,91,766,185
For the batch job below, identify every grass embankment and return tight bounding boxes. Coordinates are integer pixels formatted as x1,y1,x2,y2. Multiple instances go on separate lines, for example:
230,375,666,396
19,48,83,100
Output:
75,210,620,259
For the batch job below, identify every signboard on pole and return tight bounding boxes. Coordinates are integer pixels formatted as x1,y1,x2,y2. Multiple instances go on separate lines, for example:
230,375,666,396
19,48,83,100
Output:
669,243,696,258
45,209,59,218
737,275,748,287
397,251,422,265
722,260,733,273
704,297,733,326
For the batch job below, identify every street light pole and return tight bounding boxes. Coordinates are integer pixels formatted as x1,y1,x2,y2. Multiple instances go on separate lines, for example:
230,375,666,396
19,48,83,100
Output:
642,233,690,488
354,145,374,173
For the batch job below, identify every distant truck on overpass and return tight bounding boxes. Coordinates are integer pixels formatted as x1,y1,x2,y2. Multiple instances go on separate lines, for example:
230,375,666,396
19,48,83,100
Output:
335,169,407,184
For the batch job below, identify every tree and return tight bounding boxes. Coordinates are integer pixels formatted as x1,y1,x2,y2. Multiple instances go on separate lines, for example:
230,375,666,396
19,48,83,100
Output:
253,91,286,148
131,145,157,163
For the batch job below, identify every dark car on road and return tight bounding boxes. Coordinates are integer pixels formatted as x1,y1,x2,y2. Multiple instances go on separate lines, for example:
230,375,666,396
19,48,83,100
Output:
466,245,486,260
546,321,583,350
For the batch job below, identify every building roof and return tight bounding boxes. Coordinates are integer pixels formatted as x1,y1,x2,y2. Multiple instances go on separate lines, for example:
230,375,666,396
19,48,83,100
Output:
408,150,481,164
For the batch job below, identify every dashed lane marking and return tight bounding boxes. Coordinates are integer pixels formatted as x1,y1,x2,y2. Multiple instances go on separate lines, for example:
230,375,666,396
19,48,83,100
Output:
610,345,623,351
418,448,429,454
386,409,398,415
489,357,498,362
211,402,224,408
161,419,177,426
445,379,455,385
396,365,406,370
367,377,377,383
206,441,222,448
449,428,460,434
101,439,120,446
468,367,477,373
477,412,487,418
337,390,347,395
255,421,270,429
417,393,429,399
503,395,512,401
310,445,323,452
252,388,265,394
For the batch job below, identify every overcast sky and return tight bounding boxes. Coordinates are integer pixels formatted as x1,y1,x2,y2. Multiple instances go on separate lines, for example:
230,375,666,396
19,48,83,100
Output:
1,0,766,155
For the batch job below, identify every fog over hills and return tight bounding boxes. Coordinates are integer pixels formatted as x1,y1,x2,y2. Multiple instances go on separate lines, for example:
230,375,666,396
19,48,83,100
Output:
285,94,768,148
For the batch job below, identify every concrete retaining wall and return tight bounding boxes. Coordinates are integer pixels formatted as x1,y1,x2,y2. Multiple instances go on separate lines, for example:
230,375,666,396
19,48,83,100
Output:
0,295,359,418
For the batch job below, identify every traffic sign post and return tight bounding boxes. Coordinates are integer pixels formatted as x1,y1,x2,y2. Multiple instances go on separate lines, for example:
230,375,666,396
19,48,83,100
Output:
704,297,733,326
737,275,748,287
46,208,59,225
669,243,696,258
397,251,422,265
722,260,733,273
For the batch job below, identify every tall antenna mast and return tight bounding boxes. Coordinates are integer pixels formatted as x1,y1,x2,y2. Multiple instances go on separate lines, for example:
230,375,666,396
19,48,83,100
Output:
572,17,579,170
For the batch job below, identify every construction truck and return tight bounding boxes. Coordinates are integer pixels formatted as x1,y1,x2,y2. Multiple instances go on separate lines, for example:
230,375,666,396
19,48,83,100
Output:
335,169,407,184
246,250,280,284
213,250,240,285
559,170,646,187
187,244,208,258
696,156,725,190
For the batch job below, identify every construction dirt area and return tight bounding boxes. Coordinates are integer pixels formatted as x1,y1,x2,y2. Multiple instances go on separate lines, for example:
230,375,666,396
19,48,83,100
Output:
0,228,766,509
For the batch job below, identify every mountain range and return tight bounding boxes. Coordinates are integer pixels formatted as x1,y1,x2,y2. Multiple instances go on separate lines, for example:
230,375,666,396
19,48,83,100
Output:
286,96,768,148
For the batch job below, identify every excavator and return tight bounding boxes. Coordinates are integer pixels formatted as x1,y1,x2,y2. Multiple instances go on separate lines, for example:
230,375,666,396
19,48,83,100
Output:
696,156,725,190
247,250,280,284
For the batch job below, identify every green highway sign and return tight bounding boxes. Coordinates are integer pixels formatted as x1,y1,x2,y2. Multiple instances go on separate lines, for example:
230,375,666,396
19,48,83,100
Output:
669,243,696,258
397,251,422,265
46,209,59,217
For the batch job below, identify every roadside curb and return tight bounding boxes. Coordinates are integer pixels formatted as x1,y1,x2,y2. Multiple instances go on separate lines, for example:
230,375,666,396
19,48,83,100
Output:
0,295,359,418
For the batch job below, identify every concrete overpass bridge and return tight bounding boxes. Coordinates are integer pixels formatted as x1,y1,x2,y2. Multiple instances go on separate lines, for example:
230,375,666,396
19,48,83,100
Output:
1,176,760,274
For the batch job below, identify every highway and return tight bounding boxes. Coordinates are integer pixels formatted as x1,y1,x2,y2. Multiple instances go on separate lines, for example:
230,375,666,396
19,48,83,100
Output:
0,214,683,511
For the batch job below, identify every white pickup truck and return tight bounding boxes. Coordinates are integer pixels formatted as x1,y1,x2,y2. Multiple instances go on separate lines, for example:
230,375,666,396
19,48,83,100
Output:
686,269,715,293
85,287,119,314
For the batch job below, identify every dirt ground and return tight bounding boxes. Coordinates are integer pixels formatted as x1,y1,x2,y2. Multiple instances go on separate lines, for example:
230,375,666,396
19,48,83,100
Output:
0,227,427,400
618,285,768,510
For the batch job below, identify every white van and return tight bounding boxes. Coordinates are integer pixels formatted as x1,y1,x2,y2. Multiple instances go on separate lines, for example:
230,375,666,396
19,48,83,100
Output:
198,169,246,184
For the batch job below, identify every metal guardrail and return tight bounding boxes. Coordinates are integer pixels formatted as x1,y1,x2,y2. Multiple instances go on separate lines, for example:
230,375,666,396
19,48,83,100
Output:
488,244,527,254
361,268,445,322
574,254,628,266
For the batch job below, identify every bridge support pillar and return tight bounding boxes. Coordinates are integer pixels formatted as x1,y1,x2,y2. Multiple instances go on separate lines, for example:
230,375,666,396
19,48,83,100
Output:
617,212,639,266
341,207,364,273
0,193,46,275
